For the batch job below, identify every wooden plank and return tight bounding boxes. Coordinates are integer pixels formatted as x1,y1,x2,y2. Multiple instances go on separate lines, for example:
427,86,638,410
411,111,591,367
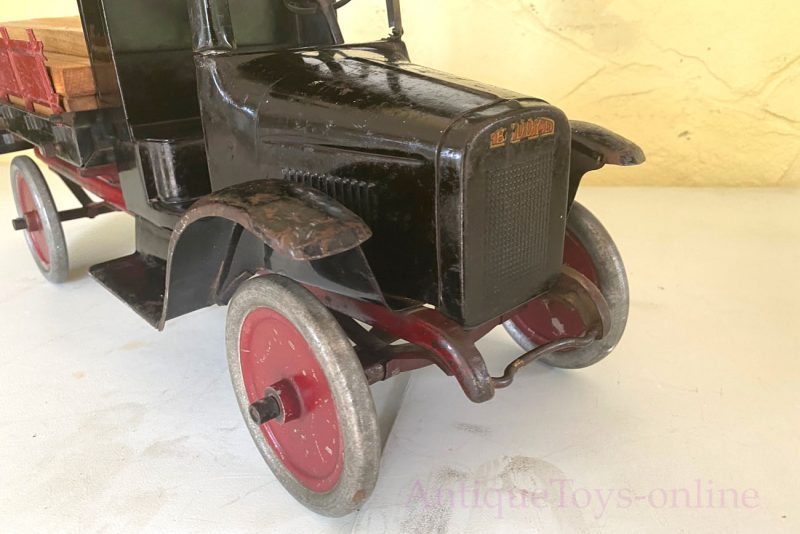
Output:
8,95,57,116
9,93,99,116
45,52,96,97
8,94,48,115
63,94,98,113
32,102,56,116
1,17,88,58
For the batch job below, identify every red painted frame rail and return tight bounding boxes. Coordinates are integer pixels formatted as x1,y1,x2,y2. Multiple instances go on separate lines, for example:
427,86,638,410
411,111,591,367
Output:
35,149,126,211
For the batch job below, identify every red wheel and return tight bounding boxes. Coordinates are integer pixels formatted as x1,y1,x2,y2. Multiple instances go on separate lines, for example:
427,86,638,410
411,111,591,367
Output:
10,156,68,283
504,202,629,368
226,275,380,516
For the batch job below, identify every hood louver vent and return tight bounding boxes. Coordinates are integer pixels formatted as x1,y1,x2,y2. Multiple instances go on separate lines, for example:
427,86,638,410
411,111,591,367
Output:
282,169,377,223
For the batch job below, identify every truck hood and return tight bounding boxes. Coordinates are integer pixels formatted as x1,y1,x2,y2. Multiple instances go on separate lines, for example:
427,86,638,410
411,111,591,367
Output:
233,43,534,158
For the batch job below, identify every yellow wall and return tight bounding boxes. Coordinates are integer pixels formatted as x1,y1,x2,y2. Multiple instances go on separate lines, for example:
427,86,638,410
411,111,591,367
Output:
4,0,798,186
1,2,77,20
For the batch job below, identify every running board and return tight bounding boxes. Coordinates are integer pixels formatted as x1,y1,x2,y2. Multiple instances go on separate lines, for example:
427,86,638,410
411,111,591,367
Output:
89,253,166,328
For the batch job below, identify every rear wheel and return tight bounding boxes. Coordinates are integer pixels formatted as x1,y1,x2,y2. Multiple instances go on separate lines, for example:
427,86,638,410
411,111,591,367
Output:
504,202,629,368
10,156,68,283
226,275,380,516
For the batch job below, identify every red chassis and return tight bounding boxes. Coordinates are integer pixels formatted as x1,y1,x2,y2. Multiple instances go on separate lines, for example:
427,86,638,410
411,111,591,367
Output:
35,149,126,211
301,253,610,404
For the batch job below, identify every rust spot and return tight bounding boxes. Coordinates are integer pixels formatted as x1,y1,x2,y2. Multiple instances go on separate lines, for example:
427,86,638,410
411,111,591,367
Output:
171,180,372,261
352,489,367,503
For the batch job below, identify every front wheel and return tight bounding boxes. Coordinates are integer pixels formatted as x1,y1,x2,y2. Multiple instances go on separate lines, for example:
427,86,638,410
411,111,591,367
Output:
226,275,381,516
504,202,629,369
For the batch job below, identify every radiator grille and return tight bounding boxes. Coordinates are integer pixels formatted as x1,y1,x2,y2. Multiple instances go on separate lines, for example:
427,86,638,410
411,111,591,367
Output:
483,152,554,292
282,169,377,222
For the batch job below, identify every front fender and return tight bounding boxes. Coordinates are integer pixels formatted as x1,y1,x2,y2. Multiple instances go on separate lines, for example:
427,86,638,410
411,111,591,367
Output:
174,179,372,261
158,179,373,328
568,121,645,205
571,121,645,167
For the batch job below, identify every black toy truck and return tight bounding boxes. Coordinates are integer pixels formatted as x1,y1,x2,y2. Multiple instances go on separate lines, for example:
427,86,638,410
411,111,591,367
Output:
1,0,644,516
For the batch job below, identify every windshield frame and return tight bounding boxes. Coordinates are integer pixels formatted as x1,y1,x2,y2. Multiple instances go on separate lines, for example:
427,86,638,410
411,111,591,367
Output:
189,0,403,54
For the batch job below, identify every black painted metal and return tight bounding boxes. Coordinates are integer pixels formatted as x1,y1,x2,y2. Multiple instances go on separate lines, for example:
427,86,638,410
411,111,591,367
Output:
89,253,167,328
567,121,647,207
59,175,94,206
11,202,113,231
249,396,283,425
188,0,235,54
0,104,119,168
137,137,211,205
437,100,571,325
0,131,32,155
160,179,386,329
2,0,645,335
161,222,386,330
386,0,404,37
571,121,646,167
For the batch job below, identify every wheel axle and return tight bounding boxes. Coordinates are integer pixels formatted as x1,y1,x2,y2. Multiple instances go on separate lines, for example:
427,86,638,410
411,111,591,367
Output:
248,395,282,425
11,202,114,231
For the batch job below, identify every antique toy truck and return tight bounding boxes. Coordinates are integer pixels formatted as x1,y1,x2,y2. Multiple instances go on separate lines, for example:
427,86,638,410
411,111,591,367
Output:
1,0,644,516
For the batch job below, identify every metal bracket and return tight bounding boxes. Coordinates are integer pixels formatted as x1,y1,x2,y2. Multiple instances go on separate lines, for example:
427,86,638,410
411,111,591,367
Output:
491,266,612,389
332,312,437,385
491,329,600,389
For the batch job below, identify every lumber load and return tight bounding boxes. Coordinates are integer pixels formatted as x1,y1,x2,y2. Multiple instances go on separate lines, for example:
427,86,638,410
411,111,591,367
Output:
45,53,96,97
1,17,88,58
0,16,99,115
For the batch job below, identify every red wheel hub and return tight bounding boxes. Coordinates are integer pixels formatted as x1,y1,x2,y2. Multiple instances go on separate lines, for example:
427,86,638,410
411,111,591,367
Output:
239,307,343,493
509,231,599,346
16,173,50,267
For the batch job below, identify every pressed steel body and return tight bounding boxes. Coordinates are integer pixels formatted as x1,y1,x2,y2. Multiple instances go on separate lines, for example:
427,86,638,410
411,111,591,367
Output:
2,1,644,512
197,43,572,325
0,0,644,516
1,0,644,402
67,0,626,330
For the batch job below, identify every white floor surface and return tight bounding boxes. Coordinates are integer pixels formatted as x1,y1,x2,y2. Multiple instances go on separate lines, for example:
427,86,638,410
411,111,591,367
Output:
0,154,797,533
